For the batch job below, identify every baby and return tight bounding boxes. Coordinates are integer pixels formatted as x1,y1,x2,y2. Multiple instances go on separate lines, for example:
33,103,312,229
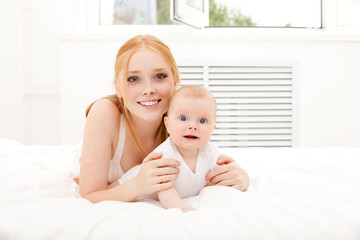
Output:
111,85,221,212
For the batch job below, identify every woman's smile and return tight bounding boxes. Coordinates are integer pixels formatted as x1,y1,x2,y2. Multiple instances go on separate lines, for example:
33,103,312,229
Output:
138,99,161,107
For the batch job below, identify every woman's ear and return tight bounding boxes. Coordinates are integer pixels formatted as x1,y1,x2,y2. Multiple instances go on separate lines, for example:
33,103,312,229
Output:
115,81,122,99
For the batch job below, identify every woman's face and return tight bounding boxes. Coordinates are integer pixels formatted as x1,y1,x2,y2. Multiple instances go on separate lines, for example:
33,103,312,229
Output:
119,48,175,123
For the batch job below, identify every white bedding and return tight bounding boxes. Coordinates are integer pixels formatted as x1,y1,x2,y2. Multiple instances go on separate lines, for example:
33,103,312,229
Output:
1,139,360,240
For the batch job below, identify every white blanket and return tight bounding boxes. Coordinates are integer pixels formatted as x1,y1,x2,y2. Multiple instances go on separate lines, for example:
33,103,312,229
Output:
0,139,360,240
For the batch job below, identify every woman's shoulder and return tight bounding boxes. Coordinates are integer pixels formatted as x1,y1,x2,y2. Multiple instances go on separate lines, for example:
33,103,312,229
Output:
83,98,122,151
86,98,121,132
88,98,121,119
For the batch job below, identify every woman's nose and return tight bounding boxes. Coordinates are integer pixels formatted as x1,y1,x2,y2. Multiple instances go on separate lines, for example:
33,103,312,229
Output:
142,82,156,96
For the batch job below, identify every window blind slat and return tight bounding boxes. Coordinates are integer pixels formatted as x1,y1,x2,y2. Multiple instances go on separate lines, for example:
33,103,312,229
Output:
212,91,292,98
217,110,292,116
210,80,292,86
211,134,292,141
214,141,292,148
209,85,293,91
215,122,292,128
180,73,206,79
209,67,292,73
209,74,292,80
216,116,292,122
217,104,292,110
213,128,291,134
217,98,292,104
180,81,204,86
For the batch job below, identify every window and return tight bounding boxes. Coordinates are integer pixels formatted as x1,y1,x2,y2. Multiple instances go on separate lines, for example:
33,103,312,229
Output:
207,0,321,28
99,0,321,28
99,0,174,25
97,0,360,30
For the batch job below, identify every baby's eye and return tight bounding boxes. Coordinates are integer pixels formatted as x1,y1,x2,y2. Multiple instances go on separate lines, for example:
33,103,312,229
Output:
199,118,207,124
180,116,187,121
155,73,167,80
127,76,139,83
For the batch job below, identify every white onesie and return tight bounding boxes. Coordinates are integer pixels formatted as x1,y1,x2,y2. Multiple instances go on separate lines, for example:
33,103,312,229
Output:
118,137,222,198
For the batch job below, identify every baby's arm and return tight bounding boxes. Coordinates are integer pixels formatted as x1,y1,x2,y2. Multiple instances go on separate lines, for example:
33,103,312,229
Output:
158,187,195,213
108,165,141,189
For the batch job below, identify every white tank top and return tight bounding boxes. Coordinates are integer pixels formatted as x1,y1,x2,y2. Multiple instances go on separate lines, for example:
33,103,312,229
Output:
107,115,126,182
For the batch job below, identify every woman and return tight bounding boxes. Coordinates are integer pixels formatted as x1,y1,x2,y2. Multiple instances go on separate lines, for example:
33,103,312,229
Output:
77,35,249,203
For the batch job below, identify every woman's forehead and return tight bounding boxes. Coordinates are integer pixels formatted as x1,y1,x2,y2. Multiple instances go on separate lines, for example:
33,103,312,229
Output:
128,49,169,70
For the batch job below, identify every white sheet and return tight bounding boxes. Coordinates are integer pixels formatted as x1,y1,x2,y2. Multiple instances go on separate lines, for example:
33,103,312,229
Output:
1,139,360,240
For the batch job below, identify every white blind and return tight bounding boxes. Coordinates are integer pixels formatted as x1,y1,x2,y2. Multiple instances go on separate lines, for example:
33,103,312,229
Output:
177,60,298,148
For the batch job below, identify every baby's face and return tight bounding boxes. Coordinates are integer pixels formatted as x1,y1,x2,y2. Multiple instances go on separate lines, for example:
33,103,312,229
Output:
164,95,216,152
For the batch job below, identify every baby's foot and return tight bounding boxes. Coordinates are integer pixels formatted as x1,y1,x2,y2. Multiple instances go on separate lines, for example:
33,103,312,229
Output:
181,206,196,213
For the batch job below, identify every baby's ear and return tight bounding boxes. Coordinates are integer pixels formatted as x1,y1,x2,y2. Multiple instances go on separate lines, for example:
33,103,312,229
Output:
164,117,170,132
214,124,216,130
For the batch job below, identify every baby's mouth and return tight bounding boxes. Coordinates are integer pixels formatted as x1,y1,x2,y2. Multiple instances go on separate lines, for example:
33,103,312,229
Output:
184,135,199,139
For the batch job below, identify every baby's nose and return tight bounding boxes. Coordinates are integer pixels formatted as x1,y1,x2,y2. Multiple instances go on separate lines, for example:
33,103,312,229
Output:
188,124,197,130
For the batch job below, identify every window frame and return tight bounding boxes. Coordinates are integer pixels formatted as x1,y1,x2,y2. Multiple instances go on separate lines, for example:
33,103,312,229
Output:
171,0,208,29
78,0,360,33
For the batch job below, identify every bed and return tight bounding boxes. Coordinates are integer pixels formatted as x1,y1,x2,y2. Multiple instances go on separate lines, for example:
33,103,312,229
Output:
1,138,359,240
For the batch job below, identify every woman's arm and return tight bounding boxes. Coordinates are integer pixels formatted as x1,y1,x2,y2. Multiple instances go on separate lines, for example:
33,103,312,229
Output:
82,152,180,203
78,100,179,203
79,99,136,202
205,155,249,191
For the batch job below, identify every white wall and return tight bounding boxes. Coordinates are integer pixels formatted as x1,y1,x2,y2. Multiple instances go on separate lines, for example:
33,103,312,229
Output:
1,0,73,145
0,0,24,142
1,1,360,147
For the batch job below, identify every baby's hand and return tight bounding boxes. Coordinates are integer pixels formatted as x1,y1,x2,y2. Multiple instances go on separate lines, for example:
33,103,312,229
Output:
181,206,196,213
107,180,120,189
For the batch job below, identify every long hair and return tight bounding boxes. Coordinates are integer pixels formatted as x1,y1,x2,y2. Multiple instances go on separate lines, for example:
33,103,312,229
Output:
86,35,180,156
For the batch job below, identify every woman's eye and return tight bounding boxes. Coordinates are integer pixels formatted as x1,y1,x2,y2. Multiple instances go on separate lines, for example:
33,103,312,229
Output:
180,116,187,121
199,118,207,124
155,73,167,80
127,76,139,83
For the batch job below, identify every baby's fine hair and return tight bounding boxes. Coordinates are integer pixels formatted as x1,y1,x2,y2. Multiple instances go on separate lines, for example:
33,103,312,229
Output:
167,85,217,118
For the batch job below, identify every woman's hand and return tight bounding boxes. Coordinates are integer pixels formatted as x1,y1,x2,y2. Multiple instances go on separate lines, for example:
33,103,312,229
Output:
135,152,180,196
205,155,249,191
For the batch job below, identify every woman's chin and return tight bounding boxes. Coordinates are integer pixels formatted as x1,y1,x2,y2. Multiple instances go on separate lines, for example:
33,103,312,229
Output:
132,112,165,124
